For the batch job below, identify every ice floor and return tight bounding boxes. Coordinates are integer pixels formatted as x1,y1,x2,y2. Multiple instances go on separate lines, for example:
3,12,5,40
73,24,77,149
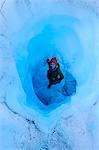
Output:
0,0,99,149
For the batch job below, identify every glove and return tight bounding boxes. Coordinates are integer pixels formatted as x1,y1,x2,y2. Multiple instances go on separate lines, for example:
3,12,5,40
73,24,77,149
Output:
46,59,50,63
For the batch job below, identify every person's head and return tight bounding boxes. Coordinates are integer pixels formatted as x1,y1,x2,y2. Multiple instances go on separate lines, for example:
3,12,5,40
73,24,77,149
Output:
49,57,59,70
50,62,56,69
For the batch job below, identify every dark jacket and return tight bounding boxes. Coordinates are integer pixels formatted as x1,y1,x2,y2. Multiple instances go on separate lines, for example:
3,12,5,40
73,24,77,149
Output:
47,64,64,84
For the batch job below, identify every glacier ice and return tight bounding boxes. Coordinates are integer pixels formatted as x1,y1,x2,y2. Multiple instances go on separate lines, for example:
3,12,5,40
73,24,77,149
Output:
2,0,99,132
0,0,99,149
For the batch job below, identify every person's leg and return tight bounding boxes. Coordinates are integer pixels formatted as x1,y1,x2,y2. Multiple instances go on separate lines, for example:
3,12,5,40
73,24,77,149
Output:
48,79,55,88
48,82,52,89
48,79,60,88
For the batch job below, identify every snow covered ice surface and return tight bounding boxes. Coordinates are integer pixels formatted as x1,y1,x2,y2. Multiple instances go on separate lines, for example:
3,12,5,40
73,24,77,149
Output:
0,0,99,150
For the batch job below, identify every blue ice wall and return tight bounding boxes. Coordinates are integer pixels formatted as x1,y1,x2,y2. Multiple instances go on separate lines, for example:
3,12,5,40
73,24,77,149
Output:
27,19,77,106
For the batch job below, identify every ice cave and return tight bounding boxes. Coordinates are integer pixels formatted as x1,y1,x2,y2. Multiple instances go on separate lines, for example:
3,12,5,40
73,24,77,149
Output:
10,4,97,113
0,0,99,150
23,17,77,107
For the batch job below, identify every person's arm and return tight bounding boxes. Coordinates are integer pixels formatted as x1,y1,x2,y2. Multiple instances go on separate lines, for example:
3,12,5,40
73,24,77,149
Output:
57,69,64,82
60,71,64,80
47,70,51,79
46,59,50,64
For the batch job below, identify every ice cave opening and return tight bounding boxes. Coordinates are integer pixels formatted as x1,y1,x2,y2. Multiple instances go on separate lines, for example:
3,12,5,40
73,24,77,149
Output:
13,15,81,111
10,5,98,114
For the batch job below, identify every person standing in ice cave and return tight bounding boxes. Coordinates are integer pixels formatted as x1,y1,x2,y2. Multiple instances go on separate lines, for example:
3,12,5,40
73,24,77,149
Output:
47,57,64,88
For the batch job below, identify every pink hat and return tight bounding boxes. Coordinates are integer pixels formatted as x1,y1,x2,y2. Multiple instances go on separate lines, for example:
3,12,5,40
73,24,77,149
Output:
50,57,58,65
